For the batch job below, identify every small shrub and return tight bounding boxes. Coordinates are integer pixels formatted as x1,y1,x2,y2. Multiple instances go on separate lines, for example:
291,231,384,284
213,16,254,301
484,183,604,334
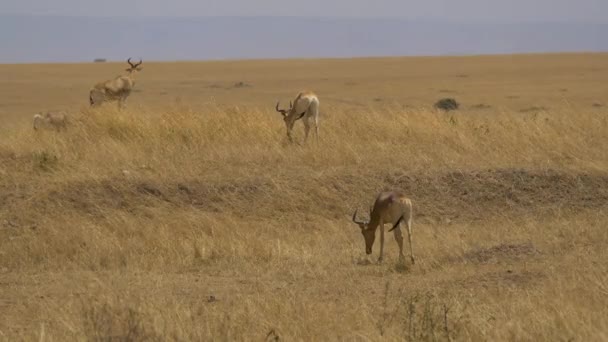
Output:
434,98,460,111
471,103,492,110
520,106,548,113
93,58,107,63
376,282,466,341
82,302,160,341
403,294,458,342
233,81,251,88
32,151,58,171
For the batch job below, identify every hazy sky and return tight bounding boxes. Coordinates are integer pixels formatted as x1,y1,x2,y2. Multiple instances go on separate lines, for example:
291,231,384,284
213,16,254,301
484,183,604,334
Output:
2,0,606,23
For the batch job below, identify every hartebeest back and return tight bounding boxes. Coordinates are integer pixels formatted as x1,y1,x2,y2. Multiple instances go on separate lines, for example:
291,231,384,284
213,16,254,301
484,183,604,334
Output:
351,191,414,264
89,58,143,109
275,91,320,143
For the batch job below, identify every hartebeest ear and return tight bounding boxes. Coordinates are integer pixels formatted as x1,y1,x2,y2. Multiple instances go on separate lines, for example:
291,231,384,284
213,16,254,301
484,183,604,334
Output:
388,215,404,232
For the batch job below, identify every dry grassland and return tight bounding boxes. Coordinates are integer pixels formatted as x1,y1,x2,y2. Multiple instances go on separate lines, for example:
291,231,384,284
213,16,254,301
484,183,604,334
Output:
0,53,608,341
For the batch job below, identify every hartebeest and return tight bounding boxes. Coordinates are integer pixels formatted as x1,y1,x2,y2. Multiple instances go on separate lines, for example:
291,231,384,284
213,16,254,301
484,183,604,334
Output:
33,111,68,131
274,91,320,143
351,191,414,264
89,58,143,108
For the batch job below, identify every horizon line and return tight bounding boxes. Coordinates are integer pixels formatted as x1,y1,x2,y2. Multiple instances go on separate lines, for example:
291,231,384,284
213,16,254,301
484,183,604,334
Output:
1,13,607,25
2,51,607,66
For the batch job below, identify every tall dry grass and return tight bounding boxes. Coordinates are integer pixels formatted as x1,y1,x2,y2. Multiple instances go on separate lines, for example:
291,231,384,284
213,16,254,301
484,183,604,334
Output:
3,103,607,177
0,104,607,340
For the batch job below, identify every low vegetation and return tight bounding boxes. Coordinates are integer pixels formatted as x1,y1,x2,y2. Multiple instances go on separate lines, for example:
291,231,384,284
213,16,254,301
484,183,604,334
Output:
0,101,607,340
1,53,608,340
434,98,460,111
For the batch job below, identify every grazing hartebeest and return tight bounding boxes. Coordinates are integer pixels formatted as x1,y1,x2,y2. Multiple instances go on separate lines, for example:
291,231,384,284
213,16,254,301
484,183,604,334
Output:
351,191,414,264
274,91,320,143
33,111,68,131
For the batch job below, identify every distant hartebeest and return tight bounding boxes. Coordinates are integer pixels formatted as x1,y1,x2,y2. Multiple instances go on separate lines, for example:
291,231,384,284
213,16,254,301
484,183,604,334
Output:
89,58,143,108
33,111,68,131
274,91,320,143
351,191,414,264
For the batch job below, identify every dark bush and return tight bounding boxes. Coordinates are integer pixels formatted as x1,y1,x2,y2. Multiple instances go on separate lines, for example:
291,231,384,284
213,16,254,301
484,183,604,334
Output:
434,98,459,111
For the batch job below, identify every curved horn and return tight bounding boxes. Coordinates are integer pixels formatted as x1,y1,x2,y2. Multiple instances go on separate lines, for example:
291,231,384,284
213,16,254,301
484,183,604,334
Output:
275,101,287,115
133,58,143,68
289,100,293,108
127,58,135,68
388,215,404,232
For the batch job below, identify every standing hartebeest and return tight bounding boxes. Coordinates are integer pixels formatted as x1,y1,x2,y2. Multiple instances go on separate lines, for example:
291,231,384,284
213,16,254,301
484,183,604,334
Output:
274,91,320,143
89,58,143,109
351,191,414,264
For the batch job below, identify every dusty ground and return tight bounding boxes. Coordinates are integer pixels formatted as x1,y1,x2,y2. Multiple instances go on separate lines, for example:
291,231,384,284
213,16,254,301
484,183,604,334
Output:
0,53,607,341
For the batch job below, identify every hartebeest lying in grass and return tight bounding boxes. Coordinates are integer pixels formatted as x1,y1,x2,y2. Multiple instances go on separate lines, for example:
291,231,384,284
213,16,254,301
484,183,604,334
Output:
352,191,414,264
90,58,143,109
275,91,320,143
33,111,68,131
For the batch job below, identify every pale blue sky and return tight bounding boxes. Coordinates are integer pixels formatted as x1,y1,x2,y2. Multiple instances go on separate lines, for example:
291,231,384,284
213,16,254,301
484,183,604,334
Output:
2,0,606,23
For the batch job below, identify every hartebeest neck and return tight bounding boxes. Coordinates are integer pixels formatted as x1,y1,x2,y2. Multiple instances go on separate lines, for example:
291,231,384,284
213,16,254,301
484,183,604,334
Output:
125,70,139,80
286,108,306,123
366,212,382,232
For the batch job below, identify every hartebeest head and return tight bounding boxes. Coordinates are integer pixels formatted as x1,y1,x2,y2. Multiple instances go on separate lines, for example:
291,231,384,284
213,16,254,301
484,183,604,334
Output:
276,100,295,120
125,58,143,74
352,208,375,255
275,100,306,139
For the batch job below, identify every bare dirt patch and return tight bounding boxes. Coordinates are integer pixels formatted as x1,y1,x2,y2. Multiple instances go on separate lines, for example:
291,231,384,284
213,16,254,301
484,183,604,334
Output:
462,242,540,264
455,269,546,290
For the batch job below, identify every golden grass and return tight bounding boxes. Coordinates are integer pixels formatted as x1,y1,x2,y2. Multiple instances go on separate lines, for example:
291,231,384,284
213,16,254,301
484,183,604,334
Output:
1,53,608,341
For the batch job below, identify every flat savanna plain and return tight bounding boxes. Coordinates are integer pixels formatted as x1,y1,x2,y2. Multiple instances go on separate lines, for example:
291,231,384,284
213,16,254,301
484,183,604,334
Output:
0,53,607,340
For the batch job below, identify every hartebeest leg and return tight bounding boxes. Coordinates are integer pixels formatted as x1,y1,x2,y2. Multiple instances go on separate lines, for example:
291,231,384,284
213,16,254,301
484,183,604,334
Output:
378,220,385,262
406,217,414,264
303,118,311,143
393,226,405,262
118,97,127,110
